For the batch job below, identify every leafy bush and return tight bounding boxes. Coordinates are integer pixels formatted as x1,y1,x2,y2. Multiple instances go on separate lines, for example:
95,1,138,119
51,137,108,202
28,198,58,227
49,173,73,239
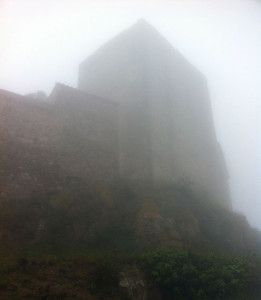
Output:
142,250,257,300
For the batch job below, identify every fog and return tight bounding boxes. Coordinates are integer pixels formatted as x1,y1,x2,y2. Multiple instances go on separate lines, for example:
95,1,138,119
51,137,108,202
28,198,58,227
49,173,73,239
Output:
1,0,260,229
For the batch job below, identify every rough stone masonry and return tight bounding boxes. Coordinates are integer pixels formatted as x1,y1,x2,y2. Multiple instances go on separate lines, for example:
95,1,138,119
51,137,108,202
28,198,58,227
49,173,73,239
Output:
79,19,231,209
0,20,231,209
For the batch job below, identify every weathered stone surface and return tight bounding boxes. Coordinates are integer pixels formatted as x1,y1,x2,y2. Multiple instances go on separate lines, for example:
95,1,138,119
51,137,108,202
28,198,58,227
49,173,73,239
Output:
135,201,183,248
79,20,231,208
0,20,230,209
119,266,147,300
0,85,118,200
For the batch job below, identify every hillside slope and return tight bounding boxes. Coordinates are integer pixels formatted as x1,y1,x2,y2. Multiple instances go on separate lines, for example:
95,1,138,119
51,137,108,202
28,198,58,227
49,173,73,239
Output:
0,181,259,254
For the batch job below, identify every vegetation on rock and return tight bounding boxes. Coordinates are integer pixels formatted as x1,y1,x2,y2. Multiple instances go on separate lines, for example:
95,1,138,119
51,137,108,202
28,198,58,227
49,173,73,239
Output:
142,250,260,299
0,181,260,299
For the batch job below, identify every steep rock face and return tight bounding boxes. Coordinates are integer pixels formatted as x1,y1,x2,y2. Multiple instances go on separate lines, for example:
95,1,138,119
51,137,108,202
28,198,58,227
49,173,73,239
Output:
0,182,259,254
78,20,230,208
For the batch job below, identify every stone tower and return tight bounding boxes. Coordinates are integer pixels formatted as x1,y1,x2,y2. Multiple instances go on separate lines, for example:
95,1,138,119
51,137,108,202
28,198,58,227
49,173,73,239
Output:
78,19,231,209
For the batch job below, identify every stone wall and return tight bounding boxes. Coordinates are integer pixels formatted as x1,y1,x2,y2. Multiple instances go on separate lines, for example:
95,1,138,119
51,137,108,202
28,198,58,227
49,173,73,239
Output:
50,83,119,183
78,20,231,209
0,86,118,200
0,21,231,209
0,90,63,199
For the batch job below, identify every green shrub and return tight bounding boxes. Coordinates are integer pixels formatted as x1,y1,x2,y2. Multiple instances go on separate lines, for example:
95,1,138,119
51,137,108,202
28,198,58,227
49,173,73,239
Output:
142,250,258,300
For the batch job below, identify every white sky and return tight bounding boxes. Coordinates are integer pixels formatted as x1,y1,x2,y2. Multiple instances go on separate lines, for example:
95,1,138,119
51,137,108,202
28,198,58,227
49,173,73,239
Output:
0,0,260,229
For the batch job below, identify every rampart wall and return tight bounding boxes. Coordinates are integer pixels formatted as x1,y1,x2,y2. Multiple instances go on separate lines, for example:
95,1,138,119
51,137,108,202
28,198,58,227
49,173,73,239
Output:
0,86,118,200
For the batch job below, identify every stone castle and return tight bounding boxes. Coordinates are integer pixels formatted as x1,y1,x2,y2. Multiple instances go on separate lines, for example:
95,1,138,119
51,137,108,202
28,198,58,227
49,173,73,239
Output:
0,20,231,209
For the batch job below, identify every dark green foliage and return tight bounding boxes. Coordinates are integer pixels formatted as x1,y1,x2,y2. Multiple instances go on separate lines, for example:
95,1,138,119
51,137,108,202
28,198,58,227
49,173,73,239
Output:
0,252,132,299
0,250,260,299
89,259,120,298
142,250,259,300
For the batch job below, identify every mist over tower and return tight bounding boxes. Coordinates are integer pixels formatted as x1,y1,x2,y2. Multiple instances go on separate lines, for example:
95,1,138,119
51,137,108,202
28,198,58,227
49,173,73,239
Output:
78,20,231,209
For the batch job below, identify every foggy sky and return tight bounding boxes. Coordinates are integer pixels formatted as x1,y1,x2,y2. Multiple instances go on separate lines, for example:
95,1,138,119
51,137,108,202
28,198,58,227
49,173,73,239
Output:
0,0,260,229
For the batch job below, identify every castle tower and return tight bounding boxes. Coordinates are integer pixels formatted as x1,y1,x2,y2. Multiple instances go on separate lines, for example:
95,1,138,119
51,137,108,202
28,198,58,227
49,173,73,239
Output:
78,20,231,209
